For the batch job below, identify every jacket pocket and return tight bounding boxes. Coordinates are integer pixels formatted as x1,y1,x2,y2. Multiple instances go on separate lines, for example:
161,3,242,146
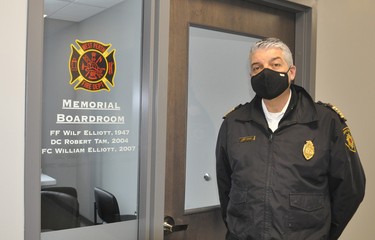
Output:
228,188,248,218
226,188,254,238
287,193,327,231
290,193,323,212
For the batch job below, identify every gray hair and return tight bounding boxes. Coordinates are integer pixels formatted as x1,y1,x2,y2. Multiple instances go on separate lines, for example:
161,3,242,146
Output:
249,37,294,67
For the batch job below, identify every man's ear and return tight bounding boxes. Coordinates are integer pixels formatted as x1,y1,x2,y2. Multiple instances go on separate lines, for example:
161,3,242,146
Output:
289,65,296,82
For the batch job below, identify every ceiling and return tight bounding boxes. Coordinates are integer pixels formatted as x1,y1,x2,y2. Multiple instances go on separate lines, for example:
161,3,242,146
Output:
44,0,125,22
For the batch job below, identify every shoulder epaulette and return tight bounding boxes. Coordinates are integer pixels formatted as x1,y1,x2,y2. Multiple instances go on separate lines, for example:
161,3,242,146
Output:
317,101,347,121
223,104,243,119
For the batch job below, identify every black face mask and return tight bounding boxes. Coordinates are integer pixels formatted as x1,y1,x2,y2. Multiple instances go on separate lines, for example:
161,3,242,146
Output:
251,68,290,100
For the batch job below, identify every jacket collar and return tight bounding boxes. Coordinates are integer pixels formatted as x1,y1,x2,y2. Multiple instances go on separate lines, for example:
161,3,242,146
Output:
235,85,318,126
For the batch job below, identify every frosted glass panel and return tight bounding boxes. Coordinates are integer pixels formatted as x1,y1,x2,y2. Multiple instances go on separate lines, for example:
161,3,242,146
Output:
185,27,258,211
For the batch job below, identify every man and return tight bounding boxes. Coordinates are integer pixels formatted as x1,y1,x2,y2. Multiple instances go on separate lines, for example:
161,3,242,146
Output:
216,38,365,240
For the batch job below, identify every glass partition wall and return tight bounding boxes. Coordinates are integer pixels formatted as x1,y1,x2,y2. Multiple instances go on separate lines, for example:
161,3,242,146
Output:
41,0,142,239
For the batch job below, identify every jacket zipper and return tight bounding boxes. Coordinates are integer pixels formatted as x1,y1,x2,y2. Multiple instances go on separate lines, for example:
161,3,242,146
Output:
263,131,274,240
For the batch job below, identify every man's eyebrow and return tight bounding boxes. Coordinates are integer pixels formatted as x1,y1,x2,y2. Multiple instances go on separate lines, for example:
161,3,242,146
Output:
270,57,283,62
252,56,283,66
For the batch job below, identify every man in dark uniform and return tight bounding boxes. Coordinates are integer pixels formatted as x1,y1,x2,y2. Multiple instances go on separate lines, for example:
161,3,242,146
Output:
216,38,365,240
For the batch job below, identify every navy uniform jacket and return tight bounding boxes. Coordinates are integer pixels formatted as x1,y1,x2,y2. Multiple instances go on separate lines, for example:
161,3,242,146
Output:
216,85,365,240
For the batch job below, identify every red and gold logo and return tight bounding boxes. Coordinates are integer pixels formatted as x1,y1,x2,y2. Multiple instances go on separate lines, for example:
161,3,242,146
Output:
343,127,357,152
69,40,116,92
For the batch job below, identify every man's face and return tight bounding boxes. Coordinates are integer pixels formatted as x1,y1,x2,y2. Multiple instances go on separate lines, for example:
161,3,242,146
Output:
250,48,296,82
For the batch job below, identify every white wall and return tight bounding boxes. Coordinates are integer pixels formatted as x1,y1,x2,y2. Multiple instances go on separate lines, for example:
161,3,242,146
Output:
0,1,27,240
316,0,375,239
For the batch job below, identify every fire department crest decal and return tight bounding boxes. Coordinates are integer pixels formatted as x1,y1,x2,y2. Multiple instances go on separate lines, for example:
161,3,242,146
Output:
69,40,116,92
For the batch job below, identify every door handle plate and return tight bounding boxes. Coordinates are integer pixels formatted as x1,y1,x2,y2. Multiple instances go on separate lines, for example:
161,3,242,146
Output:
163,216,188,233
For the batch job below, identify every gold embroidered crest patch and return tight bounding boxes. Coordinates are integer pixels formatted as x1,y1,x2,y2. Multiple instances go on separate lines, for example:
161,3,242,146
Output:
303,140,315,160
343,127,357,152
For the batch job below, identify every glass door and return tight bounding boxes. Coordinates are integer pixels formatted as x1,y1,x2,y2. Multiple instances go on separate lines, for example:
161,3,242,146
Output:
41,0,142,239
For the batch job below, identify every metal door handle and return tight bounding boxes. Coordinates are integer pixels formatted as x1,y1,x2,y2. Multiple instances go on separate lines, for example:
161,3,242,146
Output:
163,216,188,233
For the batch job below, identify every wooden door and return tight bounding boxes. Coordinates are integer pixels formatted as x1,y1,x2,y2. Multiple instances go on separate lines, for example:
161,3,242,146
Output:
165,0,295,239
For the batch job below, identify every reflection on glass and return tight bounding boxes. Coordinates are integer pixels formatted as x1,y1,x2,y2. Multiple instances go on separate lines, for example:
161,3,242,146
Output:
41,0,142,236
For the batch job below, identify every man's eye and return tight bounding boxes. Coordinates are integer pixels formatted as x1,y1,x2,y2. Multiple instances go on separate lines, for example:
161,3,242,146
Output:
252,66,262,73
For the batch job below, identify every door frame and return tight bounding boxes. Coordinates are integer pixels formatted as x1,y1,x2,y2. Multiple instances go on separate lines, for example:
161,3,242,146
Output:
24,0,315,240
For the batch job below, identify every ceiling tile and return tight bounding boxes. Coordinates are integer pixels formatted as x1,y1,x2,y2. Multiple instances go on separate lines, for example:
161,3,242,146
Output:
75,0,124,8
49,3,105,22
44,0,71,16
44,0,125,22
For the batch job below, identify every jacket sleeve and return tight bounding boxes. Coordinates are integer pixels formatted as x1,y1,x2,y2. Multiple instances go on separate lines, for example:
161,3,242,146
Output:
328,119,366,240
216,119,232,227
